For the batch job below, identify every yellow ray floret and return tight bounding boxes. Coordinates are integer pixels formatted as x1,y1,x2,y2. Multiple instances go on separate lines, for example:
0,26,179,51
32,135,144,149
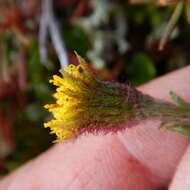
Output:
44,53,99,142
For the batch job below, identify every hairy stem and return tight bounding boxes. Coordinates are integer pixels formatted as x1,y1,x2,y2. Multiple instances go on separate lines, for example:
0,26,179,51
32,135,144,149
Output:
136,94,190,127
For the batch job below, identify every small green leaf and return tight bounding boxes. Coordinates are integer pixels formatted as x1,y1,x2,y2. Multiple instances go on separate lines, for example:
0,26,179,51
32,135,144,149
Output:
126,52,156,86
169,91,190,110
165,124,190,136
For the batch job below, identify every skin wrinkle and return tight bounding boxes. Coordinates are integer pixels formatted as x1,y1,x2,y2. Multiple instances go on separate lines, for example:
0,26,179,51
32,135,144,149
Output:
116,133,158,183
62,144,105,190
63,167,92,190
68,152,110,189
50,142,101,190
78,171,96,190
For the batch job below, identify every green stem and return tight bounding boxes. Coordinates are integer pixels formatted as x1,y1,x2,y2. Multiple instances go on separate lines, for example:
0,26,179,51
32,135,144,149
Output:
135,94,190,135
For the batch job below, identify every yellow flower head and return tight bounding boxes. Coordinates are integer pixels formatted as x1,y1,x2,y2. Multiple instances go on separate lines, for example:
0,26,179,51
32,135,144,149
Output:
44,53,139,142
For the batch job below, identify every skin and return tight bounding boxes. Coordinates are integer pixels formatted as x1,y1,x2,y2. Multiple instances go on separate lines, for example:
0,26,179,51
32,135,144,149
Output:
0,66,190,190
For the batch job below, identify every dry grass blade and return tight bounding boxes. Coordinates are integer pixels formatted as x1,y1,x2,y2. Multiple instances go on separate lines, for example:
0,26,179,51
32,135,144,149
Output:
159,1,184,51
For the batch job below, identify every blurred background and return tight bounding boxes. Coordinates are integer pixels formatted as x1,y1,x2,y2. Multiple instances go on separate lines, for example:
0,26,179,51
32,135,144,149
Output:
0,0,190,177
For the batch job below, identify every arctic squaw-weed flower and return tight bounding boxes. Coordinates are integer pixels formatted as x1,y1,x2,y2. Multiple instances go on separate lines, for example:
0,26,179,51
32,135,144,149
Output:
44,53,142,142
44,53,190,142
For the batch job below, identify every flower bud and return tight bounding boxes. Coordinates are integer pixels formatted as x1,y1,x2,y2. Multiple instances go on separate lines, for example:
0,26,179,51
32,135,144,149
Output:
44,53,143,142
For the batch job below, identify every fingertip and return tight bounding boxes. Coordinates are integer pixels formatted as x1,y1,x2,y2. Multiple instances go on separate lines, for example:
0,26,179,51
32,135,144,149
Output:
169,144,190,190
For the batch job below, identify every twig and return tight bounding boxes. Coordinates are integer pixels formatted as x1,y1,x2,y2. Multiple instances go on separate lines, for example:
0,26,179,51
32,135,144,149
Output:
17,47,27,89
39,0,49,64
47,0,69,68
158,0,181,6
0,42,11,83
185,2,190,23
39,0,69,68
159,1,184,51
130,0,180,5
